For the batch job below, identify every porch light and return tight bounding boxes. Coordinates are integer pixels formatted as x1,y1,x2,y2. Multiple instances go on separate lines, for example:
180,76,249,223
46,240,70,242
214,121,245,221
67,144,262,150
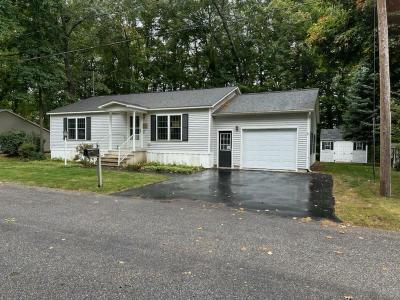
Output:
235,125,239,132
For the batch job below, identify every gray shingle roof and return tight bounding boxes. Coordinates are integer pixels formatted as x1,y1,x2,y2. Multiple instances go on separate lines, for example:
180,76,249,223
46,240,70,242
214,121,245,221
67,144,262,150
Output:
48,87,238,114
214,89,319,115
320,128,345,141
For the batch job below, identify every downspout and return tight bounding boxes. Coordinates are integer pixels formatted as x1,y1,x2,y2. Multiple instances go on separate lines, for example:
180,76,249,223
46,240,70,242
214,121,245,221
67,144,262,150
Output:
307,112,311,172
208,108,212,168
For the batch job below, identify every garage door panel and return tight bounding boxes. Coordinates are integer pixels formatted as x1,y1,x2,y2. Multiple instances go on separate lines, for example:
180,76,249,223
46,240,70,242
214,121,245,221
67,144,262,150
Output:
242,129,297,170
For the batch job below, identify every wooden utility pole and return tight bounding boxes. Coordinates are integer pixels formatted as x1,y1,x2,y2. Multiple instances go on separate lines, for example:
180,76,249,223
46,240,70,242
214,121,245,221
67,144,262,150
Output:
377,0,391,196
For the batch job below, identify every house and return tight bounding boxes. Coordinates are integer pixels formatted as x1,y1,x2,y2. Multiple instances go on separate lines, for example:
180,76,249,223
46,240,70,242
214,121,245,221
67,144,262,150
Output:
48,87,319,171
320,128,368,163
0,109,50,152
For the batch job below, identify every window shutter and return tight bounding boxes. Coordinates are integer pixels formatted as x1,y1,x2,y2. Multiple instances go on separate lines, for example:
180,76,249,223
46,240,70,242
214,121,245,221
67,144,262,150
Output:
363,142,367,151
182,114,189,141
63,118,67,140
353,142,356,151
86,117,91,140
331,142,334,150
151,115,156,141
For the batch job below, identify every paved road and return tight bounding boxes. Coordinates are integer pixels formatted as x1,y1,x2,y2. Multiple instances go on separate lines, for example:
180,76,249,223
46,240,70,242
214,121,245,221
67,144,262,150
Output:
0,183,399,299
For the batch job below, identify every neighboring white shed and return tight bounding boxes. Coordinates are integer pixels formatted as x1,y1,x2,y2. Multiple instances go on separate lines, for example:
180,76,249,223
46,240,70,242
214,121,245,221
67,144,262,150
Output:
320,128,367,163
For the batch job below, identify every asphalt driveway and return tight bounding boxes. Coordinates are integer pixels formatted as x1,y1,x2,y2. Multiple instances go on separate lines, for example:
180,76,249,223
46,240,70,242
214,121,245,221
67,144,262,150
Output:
1,183,399,299
114,170,334,218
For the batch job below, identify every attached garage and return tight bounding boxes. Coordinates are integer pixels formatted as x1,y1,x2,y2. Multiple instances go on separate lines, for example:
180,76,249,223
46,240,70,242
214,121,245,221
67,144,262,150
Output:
242,128,297,170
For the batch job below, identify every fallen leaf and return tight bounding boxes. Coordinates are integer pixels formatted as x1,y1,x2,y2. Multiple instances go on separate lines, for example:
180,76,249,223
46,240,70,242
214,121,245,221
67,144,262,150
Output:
325,235,333,239
267,251,273,255
358,236,364,240
182,271,192,275
118,261,125,264
334,250,343,255
300,217,312,223
4,217,16,224
197,227,203,230
344,296,353,300
240,246,247,252
292,217,298,220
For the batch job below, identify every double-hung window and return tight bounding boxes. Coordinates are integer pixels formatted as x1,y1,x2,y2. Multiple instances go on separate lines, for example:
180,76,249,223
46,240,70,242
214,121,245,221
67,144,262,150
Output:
354,141,364,150
156,115,182,141
322,141,333,150
67,118,86,140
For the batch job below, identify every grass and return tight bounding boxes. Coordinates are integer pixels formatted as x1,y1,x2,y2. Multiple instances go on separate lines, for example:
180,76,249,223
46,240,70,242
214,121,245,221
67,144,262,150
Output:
0,157,166,194
127,162,203,174
317,162,400,231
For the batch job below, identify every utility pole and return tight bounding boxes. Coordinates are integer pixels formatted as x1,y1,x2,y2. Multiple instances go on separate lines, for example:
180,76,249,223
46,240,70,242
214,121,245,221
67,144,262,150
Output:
377,0,391,196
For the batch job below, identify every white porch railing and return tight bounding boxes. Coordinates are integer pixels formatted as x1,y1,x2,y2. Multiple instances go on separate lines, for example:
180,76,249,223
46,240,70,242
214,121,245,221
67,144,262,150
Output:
118,134,135,166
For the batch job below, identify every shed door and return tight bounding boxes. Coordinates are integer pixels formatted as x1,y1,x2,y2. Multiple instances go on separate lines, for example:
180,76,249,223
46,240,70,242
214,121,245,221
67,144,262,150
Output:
242,129,297,170
333,141,353,162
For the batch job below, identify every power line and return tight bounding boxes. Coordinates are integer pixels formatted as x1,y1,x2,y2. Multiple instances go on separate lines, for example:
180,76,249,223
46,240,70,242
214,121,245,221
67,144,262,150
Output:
0,23,209,62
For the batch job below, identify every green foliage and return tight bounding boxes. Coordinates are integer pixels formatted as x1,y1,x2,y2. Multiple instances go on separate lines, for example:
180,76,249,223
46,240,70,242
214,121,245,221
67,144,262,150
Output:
75,143,95,167
127,162,203,174
0,131,40,156
0,0,399,144
342,65,376,143
18,142,43,160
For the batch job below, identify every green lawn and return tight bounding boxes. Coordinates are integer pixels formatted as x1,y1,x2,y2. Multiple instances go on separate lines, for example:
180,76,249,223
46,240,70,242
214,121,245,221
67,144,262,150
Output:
0,157,166,194
317,162,400,231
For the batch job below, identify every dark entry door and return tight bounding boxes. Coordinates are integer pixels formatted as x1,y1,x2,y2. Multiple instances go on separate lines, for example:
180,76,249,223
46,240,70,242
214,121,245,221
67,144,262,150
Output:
219,131,232,168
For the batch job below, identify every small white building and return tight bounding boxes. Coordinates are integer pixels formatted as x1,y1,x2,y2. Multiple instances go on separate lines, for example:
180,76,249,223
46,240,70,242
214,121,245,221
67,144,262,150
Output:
320,128,368,163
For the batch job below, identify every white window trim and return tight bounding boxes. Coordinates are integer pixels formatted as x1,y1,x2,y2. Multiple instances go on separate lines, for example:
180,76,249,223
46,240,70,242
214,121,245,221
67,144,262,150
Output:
322,141,333,150
67,117,86,141
156,114,183,141
355,141,364,151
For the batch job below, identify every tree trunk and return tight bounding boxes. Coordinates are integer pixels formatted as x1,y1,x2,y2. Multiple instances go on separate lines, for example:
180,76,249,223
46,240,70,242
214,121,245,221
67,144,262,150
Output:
38,88,44,154
377,0,391,196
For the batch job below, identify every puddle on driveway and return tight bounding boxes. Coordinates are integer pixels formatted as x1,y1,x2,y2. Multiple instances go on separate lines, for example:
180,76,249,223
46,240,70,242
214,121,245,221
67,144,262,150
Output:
114,170,335,218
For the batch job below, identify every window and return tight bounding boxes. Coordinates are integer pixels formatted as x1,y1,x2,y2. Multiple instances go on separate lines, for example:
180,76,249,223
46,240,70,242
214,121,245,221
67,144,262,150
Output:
170,115,181,140
67,118,86,140
130,116,141,140
355,141,364,150
68,119,76,140
157,116,168,140
322,141,334,150
156,115,182,141
220,133,231,151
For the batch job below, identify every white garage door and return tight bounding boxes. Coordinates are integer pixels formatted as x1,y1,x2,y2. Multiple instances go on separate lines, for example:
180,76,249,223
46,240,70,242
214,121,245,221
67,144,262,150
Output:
242,129,297,170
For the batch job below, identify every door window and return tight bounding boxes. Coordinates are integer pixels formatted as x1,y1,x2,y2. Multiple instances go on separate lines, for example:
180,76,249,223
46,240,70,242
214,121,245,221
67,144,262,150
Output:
220,133,231,151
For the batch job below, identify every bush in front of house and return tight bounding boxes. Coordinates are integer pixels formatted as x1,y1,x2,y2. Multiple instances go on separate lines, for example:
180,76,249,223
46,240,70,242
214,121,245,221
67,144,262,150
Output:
75,143,96,167
127,162,203,174
18,142,43,160
0,131,41,158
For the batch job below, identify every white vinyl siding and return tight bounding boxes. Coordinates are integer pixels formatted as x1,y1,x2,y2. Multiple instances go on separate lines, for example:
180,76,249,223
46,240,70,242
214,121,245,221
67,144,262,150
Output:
211,113,309,170
144,109,210,153
50,113,127,159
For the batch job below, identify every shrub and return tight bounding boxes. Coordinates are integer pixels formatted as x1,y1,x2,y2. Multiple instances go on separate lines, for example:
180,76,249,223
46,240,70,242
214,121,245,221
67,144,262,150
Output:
0,131,41,156
127,162,203,174
18,142,43,160
75,143,96,167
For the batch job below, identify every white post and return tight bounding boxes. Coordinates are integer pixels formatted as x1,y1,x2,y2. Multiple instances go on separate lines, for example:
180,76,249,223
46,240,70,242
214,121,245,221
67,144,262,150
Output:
126,111,130,141
64,137,67,166
108,112,113,150
140,114,144,149
132,111,136,152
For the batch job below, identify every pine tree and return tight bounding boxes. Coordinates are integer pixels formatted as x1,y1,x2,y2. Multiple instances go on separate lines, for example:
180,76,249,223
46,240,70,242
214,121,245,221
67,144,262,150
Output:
342,65,377,144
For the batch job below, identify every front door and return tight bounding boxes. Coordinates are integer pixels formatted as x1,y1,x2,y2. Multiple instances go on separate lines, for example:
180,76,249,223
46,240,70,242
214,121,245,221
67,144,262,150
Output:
219,131,232,168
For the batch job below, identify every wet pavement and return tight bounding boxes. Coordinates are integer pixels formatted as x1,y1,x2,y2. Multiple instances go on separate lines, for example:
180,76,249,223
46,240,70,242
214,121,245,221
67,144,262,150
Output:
114,170,335,218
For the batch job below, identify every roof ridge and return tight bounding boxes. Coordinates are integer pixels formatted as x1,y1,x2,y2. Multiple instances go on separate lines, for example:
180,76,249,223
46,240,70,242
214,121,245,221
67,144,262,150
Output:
241,88,319,96
83,86,238,100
